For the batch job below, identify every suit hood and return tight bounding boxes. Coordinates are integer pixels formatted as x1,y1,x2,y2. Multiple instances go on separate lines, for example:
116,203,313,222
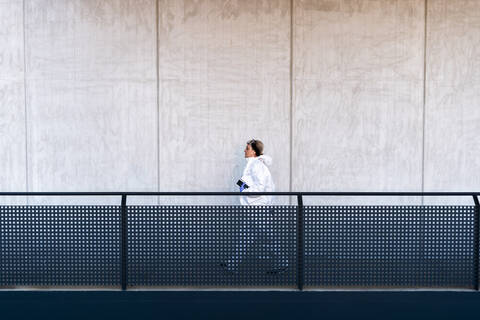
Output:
257,155,272,167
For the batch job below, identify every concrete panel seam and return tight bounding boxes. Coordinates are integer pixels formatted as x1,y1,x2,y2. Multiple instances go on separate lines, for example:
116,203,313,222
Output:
156,0,160,203
289,0,294,197
422,0,428,204
22,0,29,202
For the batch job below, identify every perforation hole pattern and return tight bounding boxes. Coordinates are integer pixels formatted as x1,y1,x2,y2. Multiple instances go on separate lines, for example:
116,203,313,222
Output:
0,204,477,289
127,206,297,288
305,206,476,289
0,206,120,287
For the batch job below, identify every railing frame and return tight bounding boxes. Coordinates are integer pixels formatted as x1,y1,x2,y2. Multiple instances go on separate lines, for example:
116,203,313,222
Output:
473,195,479,291
1,191,479,291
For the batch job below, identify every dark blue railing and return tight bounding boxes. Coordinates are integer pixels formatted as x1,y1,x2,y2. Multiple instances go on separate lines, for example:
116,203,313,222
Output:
0,192,478,291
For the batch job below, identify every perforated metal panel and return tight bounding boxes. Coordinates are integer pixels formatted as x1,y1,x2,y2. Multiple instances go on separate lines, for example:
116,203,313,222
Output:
1,203,477,290
305,206,476,289
127,206,296,288
0,206,120,287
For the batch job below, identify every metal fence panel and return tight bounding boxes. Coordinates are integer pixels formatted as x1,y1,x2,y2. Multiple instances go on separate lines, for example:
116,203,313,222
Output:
305,206,475,289
0,206,121,287
127,205,297,288
0,203,477,290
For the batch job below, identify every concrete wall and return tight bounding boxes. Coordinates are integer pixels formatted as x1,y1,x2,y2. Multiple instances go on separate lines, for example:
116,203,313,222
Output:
157,0,290,204
293,0,425,205
424,0,480,204
24,0,158,204
0,0,26,204
0,0,479,205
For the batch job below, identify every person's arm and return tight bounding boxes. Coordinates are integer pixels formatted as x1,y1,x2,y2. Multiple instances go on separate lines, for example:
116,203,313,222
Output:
241,163,266,193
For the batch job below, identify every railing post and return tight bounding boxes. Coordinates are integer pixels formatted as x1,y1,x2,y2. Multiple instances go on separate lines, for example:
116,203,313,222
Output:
473,195,479,291
297,194,304,291
121,194,127,291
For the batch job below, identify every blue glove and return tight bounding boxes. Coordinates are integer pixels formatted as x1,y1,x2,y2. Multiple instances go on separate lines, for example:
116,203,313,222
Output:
239,183,246,192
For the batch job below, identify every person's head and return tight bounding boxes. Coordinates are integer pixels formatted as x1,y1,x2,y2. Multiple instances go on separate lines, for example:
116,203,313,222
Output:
244,139,264,158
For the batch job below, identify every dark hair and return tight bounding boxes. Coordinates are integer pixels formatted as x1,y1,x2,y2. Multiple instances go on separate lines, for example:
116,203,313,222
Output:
247,139,264,156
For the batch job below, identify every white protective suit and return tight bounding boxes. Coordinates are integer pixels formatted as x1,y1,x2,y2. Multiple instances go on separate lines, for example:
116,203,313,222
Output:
226,154,287,271
239,155,275,206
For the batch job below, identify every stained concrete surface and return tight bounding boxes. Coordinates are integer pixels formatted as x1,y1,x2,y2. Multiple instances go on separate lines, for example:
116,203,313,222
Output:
0,0,479,206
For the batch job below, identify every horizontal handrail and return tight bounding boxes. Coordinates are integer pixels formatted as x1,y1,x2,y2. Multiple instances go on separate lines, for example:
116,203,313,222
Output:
0,192,479,196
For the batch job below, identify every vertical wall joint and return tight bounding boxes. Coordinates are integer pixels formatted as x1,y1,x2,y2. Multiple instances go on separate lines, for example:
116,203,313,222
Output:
421,0,428,205
156,0,161,204
289,0,294,197
23,0,29,202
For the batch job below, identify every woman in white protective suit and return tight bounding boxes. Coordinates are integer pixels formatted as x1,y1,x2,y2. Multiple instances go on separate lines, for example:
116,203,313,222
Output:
221,139,288,274
238,139,275,206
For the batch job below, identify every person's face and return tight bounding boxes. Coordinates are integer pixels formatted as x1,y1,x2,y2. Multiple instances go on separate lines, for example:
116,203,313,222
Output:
244,144,256,158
